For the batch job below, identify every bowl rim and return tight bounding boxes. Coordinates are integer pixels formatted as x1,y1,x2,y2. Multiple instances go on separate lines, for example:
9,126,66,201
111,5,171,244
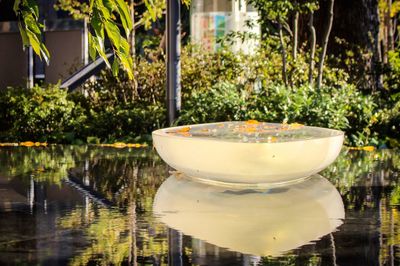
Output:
152,121,345,144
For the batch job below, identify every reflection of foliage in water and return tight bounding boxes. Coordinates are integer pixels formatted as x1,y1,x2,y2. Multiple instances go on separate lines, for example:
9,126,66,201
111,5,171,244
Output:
323,149,400,199
58,204,132,266
0,146,84,185
2,146,400,265
53,146,170,265
323,148,400,266
259,254,321,266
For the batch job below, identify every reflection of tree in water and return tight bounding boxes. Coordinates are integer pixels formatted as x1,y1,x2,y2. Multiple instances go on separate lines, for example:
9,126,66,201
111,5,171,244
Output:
57,146,170,266
2,146,400,265
322,149,400,266
0,146,171,265
323,149,400,209
0,145,84,185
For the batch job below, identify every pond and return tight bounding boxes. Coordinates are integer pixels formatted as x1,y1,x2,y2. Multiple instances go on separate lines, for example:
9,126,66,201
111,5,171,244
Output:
0,146,399,265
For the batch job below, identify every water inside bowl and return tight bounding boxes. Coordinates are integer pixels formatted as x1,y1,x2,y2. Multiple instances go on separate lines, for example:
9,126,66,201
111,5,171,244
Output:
164,121,343,143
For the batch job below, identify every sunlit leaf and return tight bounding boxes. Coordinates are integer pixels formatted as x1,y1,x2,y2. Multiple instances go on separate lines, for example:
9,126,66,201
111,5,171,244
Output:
105,20,121,49
88,32,97,61
112,58,119,76
115,0,133,36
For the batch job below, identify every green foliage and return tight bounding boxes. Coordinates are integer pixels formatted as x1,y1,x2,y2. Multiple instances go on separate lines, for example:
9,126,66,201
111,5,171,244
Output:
14,0,50,63
179,81,376,145
384,50,400,92
0,85,85,142
179,82,247,123
87,0,134,78
248,0,318,29
0,44,393,146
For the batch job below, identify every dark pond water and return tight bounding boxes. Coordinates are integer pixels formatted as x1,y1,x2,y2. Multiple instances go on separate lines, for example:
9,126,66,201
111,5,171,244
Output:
0,146,399,266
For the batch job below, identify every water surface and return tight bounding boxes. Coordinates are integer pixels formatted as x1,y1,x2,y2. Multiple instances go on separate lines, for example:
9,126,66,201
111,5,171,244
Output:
0,146,399,265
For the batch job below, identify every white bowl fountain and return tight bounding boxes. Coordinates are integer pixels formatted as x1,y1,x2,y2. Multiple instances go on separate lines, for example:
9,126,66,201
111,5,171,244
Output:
152,121,344,187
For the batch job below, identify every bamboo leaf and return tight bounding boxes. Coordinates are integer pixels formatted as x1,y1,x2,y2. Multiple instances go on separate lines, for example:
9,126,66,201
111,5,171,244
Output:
93,35,110,68
13,0,21,13
26,30,42,58
26,0,39,18
88,32,97,61
105,20,121,50
17,22,29,45
112,57,119,76
39,42,50,64
91,10,105,39
115,0,132,36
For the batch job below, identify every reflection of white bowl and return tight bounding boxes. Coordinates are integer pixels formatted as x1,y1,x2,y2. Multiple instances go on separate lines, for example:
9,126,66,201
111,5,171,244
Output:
152,122,344,186
153,174,344,256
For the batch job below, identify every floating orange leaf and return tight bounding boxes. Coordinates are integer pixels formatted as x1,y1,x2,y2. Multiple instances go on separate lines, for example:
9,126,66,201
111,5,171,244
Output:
177,126,191,132
20,141,35,147
288,123,304,129
246,120,259,125
167,126,191,134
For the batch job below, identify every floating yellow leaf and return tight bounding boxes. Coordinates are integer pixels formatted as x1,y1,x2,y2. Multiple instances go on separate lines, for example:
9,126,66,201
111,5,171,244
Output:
20,141,35,147
288,123,304,129
0,143,18,147
245,120,259,125
348,146,376,151
112,142,127,148
177,127,191,132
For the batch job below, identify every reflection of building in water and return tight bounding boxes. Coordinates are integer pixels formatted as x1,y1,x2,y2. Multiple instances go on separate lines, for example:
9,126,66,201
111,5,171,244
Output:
191,0,260,53
0,174,86,264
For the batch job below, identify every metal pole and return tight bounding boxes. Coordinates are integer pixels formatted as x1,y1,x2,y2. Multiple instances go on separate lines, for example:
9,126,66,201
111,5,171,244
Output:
27,46,34,88
166,0,181,126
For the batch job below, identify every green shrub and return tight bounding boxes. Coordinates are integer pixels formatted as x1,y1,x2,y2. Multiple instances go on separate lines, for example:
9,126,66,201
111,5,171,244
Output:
0,85,86,142
179,81,376,145
179,82,247,123
0,44,393,146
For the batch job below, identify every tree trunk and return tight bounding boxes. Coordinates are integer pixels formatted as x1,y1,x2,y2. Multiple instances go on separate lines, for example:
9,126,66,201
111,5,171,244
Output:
129,0,136,58
317,0,335,90
369,0,383,91
388,0,394,50
383,0,390,63
129,0,139,99
292,11,299,60
308,11,316,86
278,21,288,87
319,0,382,90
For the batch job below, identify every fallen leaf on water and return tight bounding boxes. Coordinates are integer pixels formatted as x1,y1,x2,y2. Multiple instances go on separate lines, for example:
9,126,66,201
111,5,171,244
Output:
288,123,304,129
348,146,375,152
245,120,259,125
167,126,191,134
112,142,127,148
0,143,18,147
20,141,35,147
